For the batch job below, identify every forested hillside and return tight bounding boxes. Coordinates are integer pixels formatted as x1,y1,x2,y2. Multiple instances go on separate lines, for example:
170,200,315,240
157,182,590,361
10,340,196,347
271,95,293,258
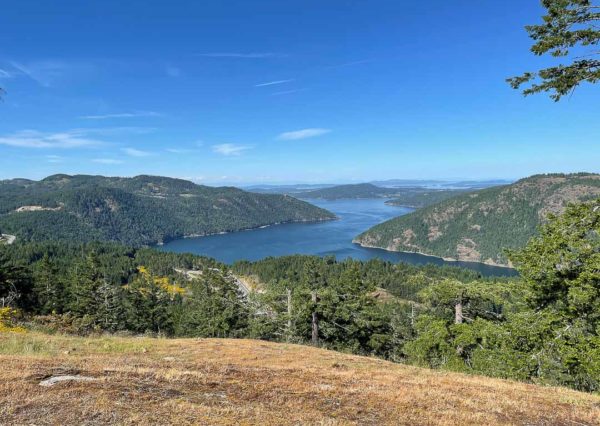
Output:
0,174,335,246
355,173,600,266
384,189,468,208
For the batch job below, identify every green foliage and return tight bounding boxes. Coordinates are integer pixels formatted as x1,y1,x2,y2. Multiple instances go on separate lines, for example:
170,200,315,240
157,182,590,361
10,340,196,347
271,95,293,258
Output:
508,0,600,101
0,174,335,246
511,199,600,326
356,173,600,265
33,254,63,314
176,271,249,338
0,249,33,309
246,258,392,355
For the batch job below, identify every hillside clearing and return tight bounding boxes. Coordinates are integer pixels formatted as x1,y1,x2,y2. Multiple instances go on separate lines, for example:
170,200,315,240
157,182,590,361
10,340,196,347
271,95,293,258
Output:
0,234,16,245
0,333,598,425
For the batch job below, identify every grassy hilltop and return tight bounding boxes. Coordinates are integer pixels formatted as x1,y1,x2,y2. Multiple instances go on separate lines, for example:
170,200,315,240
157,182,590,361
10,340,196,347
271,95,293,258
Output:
1,332,598,425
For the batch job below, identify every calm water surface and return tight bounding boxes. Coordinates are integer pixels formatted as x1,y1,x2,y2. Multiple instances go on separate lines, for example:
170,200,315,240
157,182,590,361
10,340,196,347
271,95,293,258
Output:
159,199,517,277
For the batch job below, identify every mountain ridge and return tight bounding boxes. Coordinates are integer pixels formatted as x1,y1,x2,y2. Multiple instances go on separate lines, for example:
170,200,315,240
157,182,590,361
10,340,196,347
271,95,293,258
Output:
354,173,600,266
0,174,336,246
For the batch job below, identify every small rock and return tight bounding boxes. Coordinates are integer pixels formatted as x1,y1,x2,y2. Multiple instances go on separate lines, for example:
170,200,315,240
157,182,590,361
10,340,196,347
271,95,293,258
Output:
39,375,97,387
163,356,176,361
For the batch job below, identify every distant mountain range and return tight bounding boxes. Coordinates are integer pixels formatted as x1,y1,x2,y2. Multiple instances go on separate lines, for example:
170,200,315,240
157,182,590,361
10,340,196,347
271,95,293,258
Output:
295,183,402,199
354,173,600,266
369,179,513,189
291,183,469,207
246,179,513,197
244,183,336,194
0,174,336,246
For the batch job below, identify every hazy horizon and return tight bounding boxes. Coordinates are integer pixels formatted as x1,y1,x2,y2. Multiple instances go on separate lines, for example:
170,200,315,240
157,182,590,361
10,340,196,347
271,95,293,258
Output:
0,172,522,188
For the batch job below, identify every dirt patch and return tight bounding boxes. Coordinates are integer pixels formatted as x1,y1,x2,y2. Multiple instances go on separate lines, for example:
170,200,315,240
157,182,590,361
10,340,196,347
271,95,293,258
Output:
14,205,62,213
456,238,481,262
426,202,469,224
427,226,442,241
389,229,420,251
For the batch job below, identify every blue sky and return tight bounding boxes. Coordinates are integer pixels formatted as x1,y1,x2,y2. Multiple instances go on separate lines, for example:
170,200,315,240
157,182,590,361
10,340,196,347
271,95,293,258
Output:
1,0,599,185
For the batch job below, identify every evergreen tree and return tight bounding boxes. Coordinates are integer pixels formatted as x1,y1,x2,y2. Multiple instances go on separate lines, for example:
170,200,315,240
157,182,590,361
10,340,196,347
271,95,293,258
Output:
95,280,124,332
508,0,600,100
179,271,247,338
68,251,103,318
33,253,63,314
0,249,32,309
123,267,175,335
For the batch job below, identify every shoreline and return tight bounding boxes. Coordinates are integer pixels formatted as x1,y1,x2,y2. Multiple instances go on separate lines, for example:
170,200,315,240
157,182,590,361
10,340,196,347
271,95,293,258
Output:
157,216,338,246
353,240,515,270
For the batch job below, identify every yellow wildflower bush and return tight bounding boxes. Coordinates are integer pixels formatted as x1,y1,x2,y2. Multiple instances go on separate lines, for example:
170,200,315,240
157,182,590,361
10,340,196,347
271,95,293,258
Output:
136,266,186,297
0,307,26,333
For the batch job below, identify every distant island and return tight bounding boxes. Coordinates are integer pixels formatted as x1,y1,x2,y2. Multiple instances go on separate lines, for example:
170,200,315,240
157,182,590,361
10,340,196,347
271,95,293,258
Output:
354,173,600,266
0,174,336,246
292,182,469,208
296,183,402,199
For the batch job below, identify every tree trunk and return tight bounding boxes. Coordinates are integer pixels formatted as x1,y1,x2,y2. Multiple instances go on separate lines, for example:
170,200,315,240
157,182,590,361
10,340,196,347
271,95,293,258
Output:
455,300,463,324
311,290,319,346
286,288,292,342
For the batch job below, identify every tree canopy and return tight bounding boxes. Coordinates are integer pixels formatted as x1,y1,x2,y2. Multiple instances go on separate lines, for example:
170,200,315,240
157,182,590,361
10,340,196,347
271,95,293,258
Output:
508,0,600,101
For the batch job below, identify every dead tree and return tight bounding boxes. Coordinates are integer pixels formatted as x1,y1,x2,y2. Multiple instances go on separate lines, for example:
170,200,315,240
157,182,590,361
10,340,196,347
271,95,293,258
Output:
311,290,319,346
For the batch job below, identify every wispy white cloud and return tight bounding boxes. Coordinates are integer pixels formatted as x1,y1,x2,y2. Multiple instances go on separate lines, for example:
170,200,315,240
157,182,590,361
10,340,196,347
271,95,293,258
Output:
0,130,103,149
9,60,75,87
122,147,153,157
212,143,251,156
0,68,12,79
166,65,181,77
277,128,331,141
198,52,284,59
255,79,294,87
79,111,161,120
92,158,123,164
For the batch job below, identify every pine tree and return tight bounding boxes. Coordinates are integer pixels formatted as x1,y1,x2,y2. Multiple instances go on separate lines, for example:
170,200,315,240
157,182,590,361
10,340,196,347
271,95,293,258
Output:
508,0,600,100
95,280,124,332
68,251,103,319
34,253,63,314
0,250,32,309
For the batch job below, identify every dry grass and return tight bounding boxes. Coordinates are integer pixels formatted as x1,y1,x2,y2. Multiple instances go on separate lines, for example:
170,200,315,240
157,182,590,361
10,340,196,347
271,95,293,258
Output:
1,332,599,425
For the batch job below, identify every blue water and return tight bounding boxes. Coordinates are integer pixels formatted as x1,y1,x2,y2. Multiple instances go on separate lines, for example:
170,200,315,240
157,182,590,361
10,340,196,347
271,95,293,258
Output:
158,199,517,277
